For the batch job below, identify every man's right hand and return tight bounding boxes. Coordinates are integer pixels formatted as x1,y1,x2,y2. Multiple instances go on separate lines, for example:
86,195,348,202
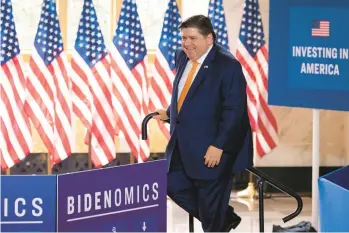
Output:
153,109,169,121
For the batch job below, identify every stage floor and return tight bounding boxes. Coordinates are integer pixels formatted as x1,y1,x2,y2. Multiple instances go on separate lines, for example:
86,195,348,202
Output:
166,193,312,232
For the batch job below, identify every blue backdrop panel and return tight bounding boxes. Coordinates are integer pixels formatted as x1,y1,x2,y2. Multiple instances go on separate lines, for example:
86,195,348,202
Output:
57,160,167,232
318,166,349,232
1,175,57,232
269,0,349,111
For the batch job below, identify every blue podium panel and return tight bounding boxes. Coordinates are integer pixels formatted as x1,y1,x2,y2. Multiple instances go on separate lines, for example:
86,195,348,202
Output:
57,160,167,232
269,0,349,111
319,166,349,232
0,175,57,232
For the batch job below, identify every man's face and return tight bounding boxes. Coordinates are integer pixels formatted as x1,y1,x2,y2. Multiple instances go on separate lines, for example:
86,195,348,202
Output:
181,27,213,61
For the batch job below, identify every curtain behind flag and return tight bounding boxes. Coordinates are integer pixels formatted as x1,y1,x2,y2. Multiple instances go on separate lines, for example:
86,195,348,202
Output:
71,0,116,168
149,0,182,140
25,0,73,166
0,0,32,171
235,0,278,156
110,0,150,162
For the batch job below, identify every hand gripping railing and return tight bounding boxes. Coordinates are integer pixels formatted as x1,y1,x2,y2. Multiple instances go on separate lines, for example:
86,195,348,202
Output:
142,112,303,232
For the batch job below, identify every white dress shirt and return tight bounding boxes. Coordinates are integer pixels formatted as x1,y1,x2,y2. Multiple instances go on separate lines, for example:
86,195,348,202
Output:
177,45,213,100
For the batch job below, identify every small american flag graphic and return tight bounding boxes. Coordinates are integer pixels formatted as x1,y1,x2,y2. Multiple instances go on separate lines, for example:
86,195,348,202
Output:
311,20,330,37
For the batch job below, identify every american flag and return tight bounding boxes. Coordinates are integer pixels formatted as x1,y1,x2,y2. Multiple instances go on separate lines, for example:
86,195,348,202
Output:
149,0,182,140
110,0,150,162
312,20,330,37
0,0,32,171
71,0,116,167
208,0,229,50
25,0,73,165
235,0,278,157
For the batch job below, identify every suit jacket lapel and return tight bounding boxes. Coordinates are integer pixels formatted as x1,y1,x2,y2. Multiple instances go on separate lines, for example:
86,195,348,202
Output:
185,45,217,100
173,56,188,114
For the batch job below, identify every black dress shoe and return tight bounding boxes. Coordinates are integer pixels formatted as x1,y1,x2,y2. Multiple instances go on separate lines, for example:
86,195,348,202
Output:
222,213,241,232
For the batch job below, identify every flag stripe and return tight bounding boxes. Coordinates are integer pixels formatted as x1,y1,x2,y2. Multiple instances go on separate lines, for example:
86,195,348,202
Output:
1,0,33,170
27,56,55,154
110,49,142,109
236,0,278,157
111,57,148,161
1,85,28,159
152,58,173,107
237,47,278,155
0,146,13,171
90,60,115,136
1,64,31,154
25,0,73,165
110,47,144,141
0,118,21,165
74,56,115,167
110,0,150,162
71,0,116,167
113,87,140,157
71,55,92,130
154,54,174,94
0,112,23,163
52,56,72,160
149,0,181,141
237,43,278,135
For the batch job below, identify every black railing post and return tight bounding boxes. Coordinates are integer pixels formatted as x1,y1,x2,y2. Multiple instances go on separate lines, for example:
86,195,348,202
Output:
258,179,265,232
189,215,194,232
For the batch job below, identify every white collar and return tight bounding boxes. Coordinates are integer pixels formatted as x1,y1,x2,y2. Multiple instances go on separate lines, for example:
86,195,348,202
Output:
192,45,213,64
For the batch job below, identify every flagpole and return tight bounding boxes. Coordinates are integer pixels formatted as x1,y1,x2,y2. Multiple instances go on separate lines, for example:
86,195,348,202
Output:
88,135,92,169
312,109,320,230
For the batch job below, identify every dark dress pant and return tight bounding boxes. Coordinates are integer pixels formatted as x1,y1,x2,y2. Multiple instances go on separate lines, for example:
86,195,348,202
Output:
167,143,234,232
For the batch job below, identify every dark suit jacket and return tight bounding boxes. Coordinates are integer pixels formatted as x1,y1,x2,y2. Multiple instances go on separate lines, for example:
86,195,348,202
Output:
165,44,253,180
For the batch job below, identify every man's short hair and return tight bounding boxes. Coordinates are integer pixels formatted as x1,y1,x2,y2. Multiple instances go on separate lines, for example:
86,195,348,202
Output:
179,15,217,41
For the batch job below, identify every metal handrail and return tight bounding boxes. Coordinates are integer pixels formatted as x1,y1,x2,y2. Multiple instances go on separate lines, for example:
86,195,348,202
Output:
141,112,159,140
247,167,303,223
141,112,303,232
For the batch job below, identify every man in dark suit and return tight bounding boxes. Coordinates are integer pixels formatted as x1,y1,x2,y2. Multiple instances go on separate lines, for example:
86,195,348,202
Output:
154,14,253,232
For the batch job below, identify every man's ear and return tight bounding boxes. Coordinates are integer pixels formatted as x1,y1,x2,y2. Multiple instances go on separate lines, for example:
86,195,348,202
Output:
207,33,214,45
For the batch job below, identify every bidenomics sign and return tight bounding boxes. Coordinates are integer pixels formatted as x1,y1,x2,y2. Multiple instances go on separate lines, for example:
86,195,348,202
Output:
57,160,167,232
268,0,349,111
1,175,57,232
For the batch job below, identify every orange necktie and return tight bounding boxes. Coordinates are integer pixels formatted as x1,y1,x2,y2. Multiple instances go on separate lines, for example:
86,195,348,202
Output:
178,61,199,111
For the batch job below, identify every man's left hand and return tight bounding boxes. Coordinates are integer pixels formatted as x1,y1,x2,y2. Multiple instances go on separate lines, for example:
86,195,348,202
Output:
204,145,223,168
